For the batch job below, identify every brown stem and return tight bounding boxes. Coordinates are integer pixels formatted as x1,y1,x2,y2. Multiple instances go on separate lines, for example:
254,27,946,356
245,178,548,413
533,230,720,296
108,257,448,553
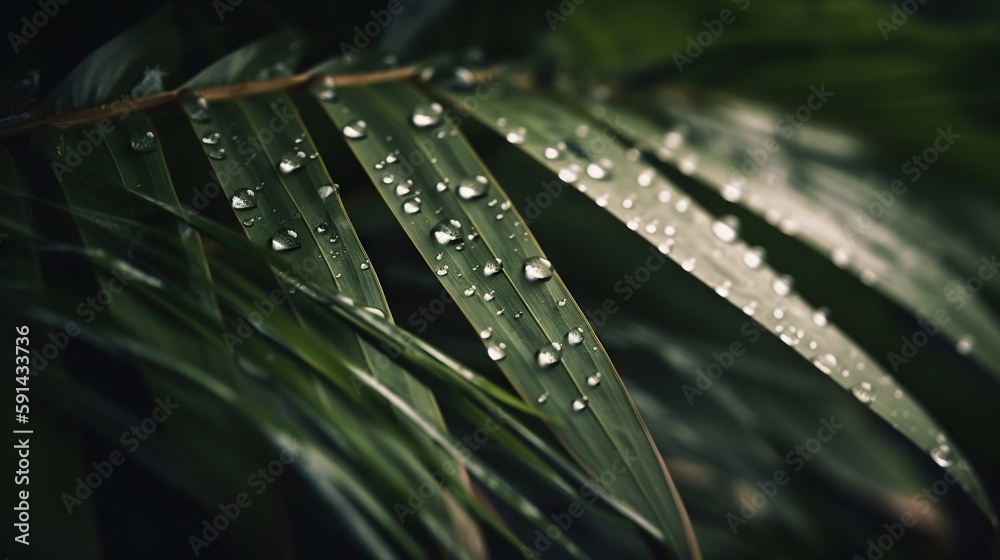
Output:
0,66,419,139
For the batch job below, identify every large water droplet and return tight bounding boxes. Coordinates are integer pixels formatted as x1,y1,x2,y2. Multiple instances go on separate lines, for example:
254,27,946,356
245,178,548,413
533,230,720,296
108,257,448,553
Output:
183,95,211,122
318,184,337,199
523,257,553,282
711,215,740,243
567,326,585,346
412,102,443,128
536,342,563,368
270,229,300,251
483,257,503,277
342,119,368,139
230,188,257,209
403,197,422,214
930,444,953,467
431,219,463,245
850,381,876,404
279,149,308,174
488,343,507,361
130,131,157,153
456,175,489,200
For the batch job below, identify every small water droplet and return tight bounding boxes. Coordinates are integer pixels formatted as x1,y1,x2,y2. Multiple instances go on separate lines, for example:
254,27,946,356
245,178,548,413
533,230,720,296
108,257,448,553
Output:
230,188,257,209
637,168,655,188
483,290,496,302
930,444,953,467
129,131,157,153
464,285,477,297
537,392,549,404
567,326,585,346
183,95,211,122
360,261,370,270
318,184,337,199
242,218,256,227
557,298,567,307
436,265,449,276
585,159,613,180
956,336,973,355
681,258,696,272
456,175,489,200
479,327,492,339
772,275,793,297
488,343,507,361
506,126,526,144
813,353,838,374
544,142,566,160
572,398,588,412
411,102,443,128
431,219,463,245
813,308,830,327
279,149,308,174
342,119,368,139
587,372,602,386
722,183,743,202
201,131,221,145
315,221,329,234
743,246,765,269
403,197,422,214
207,147,226,160
483,258,503,277
851,381,876,404
523,257,553,282
711,215,740,243
270,229,300,251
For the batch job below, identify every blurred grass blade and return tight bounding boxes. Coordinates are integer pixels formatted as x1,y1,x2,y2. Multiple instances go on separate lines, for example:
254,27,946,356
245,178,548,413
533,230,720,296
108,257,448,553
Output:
316,79,700,558
577,89,1000,380
434,77,996,519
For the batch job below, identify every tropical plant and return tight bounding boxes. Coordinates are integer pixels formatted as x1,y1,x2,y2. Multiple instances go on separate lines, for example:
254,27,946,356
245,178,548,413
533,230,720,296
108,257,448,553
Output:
2,3,999,559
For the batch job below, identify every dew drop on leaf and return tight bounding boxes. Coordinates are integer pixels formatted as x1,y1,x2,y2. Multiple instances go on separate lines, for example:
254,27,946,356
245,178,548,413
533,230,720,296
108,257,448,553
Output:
342,119,368,139
851,381,876,404
456,175,489,200
270,229,300,251
431,219,463,245
536,342,563,368
130,131,157,153
523,257,553,282
230,188,257,209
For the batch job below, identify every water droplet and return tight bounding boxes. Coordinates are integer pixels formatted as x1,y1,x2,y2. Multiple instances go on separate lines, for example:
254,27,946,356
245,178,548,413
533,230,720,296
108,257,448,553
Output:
403,197,422,214
456,175,489,200
956,336,973,355
536,342,563,368
183,95,211,122
395,182,412,197
523,257,553,282
557,298,567,307
431,219,463,245
743,247,765,269
567,326,585,346
483,290,496,302
585,159,612,180
360,262,370,270
230,188,257,209
483,257,504,277
318,184,337,199
930,444,953,467
813,308,830,327
315,221,329,234
711,215,740,243
851,381,876,404
270,229,300,251
572,398,589,412
435,181,448,193
488,343,507,361
587,372,602,386
506,126,527,144
201,131,221,145
130,131,157,152
242,218,256,227
832,249,849,267
436,265,449,276
544,143,566,160
772,275,793,297
342,119,368,139
411,102,443,128
681,258,696,272
278,149,308,174
207,147,226,160
813,353,837,374
637,168,655,188
537,392,549,404
722,183,743,202
464,285,477,297
316,83,337,102
479,327,492,339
